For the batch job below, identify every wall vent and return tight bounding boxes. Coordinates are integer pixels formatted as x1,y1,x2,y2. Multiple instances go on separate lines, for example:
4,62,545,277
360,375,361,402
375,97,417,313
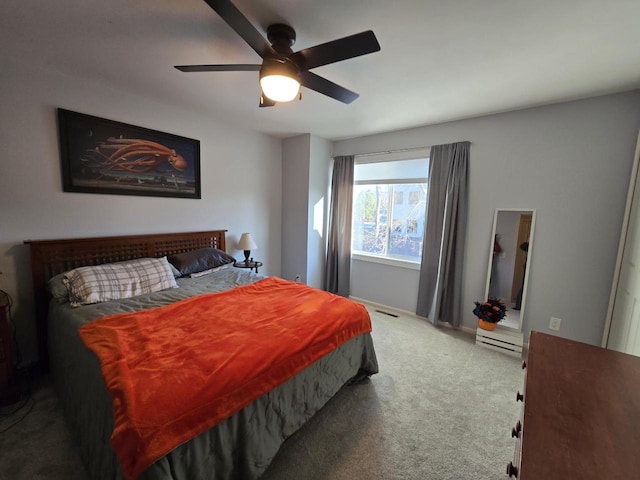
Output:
475,328,524,358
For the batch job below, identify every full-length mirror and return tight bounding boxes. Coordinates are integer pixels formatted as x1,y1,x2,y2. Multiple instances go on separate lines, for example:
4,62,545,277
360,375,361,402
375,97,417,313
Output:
484,209,536,332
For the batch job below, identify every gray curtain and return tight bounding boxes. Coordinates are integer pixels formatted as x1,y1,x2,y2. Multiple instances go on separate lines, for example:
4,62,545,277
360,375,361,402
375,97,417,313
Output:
324,155,354,297
417,142,469,327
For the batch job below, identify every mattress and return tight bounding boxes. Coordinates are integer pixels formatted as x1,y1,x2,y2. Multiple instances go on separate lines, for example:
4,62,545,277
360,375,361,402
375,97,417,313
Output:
48,268,378,479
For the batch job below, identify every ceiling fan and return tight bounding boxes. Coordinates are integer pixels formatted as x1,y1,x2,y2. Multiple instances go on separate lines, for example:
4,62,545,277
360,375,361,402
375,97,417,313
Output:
175,0,381,107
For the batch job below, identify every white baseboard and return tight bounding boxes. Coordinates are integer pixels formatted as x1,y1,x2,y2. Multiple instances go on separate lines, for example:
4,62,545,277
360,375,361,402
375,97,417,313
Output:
349,296,477,335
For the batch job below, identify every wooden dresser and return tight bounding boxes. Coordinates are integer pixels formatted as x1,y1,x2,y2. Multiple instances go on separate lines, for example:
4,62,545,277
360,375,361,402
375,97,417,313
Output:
508,331,640,479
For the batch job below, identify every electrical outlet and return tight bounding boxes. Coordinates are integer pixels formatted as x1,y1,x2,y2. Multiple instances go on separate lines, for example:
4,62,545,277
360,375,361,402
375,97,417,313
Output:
549,317,562,331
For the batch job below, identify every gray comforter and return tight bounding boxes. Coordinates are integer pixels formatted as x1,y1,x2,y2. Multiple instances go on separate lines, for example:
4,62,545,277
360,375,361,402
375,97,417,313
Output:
48,269,378,479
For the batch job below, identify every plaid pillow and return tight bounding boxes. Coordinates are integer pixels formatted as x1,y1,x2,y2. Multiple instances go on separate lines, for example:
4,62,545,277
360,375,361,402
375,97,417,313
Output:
64,257,178,307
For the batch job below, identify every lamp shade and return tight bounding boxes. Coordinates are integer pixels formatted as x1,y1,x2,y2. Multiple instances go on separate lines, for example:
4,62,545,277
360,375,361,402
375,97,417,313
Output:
237,233,257,251
259,58,300,102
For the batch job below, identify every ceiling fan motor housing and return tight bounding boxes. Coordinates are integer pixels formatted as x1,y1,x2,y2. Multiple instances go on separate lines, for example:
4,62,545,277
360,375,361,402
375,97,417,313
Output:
261,23,300,79
266,23,296,52
260,57,300,79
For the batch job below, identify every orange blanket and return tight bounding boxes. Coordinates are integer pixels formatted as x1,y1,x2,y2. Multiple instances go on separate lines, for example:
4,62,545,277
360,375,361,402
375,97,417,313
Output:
78,276,371,479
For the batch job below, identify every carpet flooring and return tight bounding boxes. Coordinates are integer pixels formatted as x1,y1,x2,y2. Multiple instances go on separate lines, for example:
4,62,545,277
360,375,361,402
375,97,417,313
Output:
0,307,523,479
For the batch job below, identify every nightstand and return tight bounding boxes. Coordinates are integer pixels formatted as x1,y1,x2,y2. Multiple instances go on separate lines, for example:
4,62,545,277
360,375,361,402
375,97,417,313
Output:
233,259,263,274
0,292,13,387
0,290,23,406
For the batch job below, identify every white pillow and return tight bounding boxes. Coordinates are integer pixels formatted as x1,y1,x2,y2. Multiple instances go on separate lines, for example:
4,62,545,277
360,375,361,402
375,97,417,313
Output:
63,257,178,307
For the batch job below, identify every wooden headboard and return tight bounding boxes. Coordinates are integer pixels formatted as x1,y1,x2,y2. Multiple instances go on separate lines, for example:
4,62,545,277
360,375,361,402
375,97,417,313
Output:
25,230,227,372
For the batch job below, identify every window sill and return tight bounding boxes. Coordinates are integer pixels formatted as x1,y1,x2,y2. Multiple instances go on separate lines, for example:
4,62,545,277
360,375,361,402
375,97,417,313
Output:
351,253,421,270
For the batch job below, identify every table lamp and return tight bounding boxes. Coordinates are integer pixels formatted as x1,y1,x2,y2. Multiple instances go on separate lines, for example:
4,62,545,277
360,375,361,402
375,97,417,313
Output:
237,233,257,262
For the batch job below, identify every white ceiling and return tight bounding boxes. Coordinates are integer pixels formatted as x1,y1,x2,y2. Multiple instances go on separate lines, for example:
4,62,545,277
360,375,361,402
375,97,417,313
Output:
2,0,640,140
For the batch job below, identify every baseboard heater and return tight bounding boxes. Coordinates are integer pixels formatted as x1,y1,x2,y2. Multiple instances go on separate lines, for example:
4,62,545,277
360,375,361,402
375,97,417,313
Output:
475,328,524,357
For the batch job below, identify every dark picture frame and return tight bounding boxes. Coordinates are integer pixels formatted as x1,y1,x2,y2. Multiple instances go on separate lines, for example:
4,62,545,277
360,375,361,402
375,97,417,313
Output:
57,108,201,199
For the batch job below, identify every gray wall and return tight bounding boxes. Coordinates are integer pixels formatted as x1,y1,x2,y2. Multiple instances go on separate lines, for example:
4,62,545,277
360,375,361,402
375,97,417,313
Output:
307,136,331,289
0,61,283,364
282,135,311,283
334,91,640,345
281,134,331,288
351,259,420,311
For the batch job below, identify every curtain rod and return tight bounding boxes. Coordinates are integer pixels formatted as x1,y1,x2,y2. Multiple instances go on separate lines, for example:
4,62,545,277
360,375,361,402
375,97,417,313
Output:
353,142,472,158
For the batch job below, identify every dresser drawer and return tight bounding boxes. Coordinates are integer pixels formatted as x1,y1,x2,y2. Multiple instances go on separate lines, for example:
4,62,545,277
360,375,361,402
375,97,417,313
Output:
515,331,640,479
507,359,526,478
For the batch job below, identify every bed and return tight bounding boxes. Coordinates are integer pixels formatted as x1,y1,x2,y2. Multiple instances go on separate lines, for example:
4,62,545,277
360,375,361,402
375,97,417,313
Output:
25,230,378,480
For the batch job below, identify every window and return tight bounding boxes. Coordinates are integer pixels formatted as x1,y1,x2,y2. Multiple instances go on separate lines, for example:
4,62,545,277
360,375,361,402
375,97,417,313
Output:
351,153,429,264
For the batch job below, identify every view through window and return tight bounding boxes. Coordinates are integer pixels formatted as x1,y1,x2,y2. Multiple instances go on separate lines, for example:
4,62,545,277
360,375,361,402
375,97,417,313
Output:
352,154,429,263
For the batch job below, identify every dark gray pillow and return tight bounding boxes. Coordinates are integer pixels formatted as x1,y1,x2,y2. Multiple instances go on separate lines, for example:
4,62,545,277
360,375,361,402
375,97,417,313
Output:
168,248,236,276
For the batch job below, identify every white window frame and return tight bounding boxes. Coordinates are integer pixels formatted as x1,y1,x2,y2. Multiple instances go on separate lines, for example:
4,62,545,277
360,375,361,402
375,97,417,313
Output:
352,149,429,269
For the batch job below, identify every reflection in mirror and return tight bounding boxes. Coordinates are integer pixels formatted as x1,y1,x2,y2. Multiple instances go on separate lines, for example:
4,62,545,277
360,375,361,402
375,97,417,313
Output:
484,209,536,332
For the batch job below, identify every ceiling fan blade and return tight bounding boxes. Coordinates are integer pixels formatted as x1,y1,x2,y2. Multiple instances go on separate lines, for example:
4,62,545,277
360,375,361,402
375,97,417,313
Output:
290,30,380,70
203,0,275,58
300,71,359,104
175,64,261,72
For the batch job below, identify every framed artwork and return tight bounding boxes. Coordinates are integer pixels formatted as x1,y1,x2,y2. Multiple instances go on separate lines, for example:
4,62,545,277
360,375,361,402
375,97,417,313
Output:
57,108,201,199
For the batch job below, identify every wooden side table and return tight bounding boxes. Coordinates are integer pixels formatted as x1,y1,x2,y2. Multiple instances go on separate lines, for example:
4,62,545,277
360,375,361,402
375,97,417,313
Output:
0,292,14,389
0,290,24,406
233,259,263,274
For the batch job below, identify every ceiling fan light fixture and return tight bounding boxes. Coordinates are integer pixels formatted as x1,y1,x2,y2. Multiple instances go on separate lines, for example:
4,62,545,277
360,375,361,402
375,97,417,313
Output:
260,75,300,102
259,59,300,102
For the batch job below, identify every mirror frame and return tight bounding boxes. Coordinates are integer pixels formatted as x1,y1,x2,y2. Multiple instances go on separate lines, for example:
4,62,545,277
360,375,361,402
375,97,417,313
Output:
483,208,536,333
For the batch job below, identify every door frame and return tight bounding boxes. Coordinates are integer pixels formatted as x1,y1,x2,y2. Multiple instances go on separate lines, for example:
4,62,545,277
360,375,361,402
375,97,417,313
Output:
602,130,640,348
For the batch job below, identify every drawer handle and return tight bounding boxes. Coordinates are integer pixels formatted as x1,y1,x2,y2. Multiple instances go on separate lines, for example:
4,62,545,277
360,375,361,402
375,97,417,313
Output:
506,461,519,478
511,420,522,438
516,391,524,402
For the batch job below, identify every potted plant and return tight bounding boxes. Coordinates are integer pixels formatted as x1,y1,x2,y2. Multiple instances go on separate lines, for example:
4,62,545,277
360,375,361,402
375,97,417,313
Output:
473,297,507,331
